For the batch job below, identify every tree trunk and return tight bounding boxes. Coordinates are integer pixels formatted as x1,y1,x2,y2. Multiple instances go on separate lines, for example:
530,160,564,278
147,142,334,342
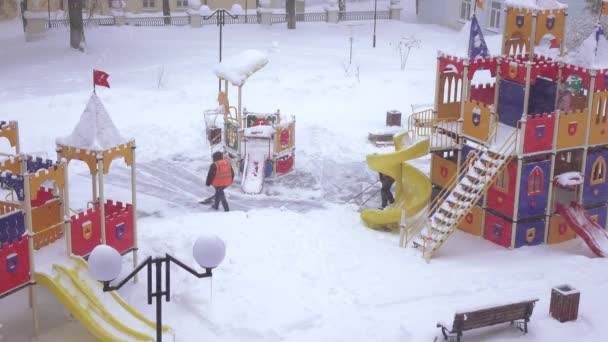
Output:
163,0,170,25
339,0,345,12
286,0,295,29
68,0,84,50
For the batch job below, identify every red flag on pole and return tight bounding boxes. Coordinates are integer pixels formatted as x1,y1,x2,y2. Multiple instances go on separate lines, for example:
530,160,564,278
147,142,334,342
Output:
93,70,110,88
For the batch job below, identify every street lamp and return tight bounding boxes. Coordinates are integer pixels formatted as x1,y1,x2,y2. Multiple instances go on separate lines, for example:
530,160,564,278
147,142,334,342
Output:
373,0,377,48
204,9,238,91
88,235,226,342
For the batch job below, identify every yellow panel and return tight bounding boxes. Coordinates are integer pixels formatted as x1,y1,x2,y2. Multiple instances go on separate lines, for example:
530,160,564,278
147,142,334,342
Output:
459,206,483,236
0,156,20,174
588,91,608,146
504,8,532,55
0,121,19,148
58,144,98,175
463,100,492,142
548,214,576,244
274,122,295,154
431,154,457,189
28,164,65,201
535,9,566,46
557,110,587,149
438,73,462,120
102,142,134,174
32,199,62,250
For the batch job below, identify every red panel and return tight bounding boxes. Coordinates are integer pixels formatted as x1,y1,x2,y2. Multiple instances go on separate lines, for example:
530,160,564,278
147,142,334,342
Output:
523,113,556,154
70,207,102,257
534,61,560,82
470,83,496,105
561,64,592,90
501,59,531,85
276,154,294,175
104,201,134,254
487,160,517,218
595,70,608,92
468,57,498,79
31,187,55,208
439,55,465,78
484,212,513,248
0,237,31,296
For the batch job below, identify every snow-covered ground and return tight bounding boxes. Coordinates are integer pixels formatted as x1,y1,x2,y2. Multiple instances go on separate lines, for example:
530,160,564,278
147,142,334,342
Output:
1,12,607,342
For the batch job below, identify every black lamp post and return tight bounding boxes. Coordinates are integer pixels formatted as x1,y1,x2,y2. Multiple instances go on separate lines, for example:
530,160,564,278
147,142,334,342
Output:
89,236,226,342
204,9,238,91
373,0,377,48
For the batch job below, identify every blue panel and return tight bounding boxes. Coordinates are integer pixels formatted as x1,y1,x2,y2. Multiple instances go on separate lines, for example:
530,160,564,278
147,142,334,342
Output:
515,219,546,248
265,159,273,178
586,205,607,230
0,173,24,201
583,151,608,207
528,78,557,115
26,157,55,174
498,79,525,128
0,211,25,245
518,159,551,219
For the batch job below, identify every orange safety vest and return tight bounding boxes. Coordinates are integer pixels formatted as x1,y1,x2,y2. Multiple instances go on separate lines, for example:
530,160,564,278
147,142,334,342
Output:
212,160,233,187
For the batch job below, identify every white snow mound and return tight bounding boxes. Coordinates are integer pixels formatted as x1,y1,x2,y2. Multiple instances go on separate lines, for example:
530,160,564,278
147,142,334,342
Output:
214,50,269,86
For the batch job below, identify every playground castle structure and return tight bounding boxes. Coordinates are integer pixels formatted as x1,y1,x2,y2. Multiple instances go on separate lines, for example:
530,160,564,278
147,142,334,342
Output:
204,50,296,194
0,94,142,338
398,1,608,261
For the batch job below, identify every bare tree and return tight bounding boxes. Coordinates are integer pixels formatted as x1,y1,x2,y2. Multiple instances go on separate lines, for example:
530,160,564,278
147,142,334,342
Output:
68,0,85,50
287,0,295,29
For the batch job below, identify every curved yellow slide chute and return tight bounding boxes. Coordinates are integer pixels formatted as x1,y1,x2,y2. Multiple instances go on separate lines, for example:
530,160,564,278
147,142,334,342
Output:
361,131,431,229
35,256,172,342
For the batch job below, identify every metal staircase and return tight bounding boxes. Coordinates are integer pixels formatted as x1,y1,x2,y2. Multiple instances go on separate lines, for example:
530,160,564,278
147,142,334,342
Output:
401,127,519,262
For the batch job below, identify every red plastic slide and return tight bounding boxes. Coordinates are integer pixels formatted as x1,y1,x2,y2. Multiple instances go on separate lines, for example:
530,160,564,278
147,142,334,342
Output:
556,202,608,257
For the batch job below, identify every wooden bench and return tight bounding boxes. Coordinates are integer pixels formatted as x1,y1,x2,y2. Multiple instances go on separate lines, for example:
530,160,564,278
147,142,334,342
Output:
436,298,539,342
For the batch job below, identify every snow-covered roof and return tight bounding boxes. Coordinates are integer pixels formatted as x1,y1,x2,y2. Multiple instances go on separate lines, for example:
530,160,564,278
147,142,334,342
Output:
214,50,269,87
505,0,567,10
563,24,608,69
244,125,274,138
56,93,129,151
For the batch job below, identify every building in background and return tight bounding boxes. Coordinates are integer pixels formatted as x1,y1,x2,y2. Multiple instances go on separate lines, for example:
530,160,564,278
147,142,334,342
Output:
416,0,587,34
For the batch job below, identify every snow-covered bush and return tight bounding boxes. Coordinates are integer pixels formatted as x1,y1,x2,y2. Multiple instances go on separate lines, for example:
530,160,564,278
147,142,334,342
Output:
394,34,421,71
231,4,244,14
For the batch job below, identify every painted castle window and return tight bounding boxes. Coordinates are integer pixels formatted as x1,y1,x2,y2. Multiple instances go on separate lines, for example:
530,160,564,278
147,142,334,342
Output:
594,94,607,124
527,166,544,196
591,157,606,185
495,169,509,192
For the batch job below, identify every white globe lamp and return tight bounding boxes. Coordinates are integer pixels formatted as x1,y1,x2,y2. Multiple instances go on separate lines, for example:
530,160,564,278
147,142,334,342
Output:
193,235,226,269
88,245,122,282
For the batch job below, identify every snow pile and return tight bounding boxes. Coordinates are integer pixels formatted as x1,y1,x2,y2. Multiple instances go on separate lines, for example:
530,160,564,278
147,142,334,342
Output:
505,0,567,10
231,4,244,14
563,25,608,69
555,171,583,187
214,50,269,87
244,125,275,138
56,93,129,151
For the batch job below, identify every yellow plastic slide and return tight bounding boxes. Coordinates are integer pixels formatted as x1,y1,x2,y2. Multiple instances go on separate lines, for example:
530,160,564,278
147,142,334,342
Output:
35,256,173,342
360,131,431,229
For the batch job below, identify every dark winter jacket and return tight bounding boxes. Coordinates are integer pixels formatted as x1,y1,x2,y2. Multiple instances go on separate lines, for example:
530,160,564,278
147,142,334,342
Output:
379,173,395,188
206,152,234,186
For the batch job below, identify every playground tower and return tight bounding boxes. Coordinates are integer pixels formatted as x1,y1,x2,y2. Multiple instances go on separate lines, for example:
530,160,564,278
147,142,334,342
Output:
402,1,608,261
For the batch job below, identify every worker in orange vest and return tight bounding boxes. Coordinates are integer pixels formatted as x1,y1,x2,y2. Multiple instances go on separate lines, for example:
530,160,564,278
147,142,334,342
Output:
205,151,234,211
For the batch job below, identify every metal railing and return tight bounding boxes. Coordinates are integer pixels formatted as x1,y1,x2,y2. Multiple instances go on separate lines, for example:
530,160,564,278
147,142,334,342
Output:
339,10,389,21
127,16,190,26
46,10,392,29
296,12,327,22
48,17,115,28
